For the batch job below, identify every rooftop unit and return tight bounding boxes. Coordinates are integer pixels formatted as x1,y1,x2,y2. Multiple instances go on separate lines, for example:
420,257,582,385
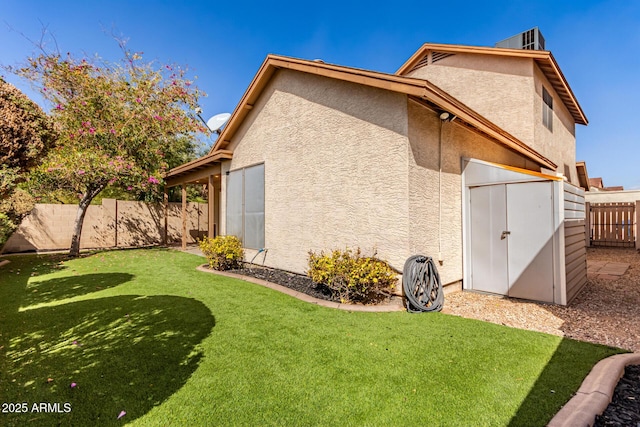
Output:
495,27,546,50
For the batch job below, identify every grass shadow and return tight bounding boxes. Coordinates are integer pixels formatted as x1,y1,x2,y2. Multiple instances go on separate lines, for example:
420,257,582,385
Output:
507,338,624,426
1,294,215,426
22,273,134,308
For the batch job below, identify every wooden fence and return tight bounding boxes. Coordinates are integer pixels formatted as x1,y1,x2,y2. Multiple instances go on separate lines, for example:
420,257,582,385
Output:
586,202,636,247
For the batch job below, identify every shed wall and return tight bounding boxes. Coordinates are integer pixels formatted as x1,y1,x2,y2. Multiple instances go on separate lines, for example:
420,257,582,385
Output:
563,183,587,302
565,220,587,302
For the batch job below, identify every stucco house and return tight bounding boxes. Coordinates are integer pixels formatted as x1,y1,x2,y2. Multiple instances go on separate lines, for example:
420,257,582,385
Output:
167,31,589,305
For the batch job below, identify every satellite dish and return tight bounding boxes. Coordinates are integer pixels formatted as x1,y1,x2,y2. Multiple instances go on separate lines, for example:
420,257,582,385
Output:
206,113,231,134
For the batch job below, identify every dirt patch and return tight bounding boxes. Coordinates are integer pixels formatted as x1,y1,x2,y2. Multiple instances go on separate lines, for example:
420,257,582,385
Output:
443,248,640,352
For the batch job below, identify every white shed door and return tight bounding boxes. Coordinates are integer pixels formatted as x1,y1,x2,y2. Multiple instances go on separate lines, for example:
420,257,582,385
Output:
470,185,509,295
470,182,554,302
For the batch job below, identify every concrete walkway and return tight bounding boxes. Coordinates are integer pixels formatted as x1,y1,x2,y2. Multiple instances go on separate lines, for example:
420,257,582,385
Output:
587,260,630,280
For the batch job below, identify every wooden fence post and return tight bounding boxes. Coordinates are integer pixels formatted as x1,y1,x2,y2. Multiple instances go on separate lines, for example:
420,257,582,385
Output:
163,189,168,246
208,175,214,239
182,184,187,250
636,201,640,250
585,201,591,247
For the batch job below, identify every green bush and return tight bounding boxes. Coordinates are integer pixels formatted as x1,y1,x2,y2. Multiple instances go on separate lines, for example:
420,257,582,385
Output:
307,248,397,304
0,187,35,250
199,235,245,271
0,212,16,249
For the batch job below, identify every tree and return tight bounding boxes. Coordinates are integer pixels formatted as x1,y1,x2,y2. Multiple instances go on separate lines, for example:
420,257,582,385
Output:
0,77,56,247
15,48,208,256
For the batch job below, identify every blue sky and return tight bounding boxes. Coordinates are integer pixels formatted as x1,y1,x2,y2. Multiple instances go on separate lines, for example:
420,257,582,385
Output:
2,1,639,188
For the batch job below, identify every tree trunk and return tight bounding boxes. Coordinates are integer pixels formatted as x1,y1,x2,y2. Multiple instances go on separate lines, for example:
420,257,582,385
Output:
68,187,102,257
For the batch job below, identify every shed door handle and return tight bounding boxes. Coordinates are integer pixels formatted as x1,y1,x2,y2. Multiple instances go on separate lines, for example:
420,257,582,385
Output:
501,231,511,240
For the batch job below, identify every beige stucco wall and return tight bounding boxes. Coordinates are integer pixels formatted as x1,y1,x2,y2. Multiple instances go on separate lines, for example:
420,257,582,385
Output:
407,54,536,147
217,65,543,286
533,66,578,184
406,52,579,184
2,200,207,253
585,190,640,203
407,100,538,285
221,69,411,274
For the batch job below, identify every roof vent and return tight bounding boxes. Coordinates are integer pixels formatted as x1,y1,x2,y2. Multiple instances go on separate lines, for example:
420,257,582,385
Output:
495,27,545,50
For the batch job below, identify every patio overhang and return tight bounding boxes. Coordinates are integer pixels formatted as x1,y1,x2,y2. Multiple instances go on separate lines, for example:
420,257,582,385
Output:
163,149,231,250
165,149,233,187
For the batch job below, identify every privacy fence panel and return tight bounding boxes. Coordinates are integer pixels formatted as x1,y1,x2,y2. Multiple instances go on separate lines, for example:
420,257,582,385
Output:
588,202,636,247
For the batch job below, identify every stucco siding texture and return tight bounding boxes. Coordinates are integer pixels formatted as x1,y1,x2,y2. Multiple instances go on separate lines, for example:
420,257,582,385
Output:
407,101,536,285
223,69,410,274
533,66,578,184
407,54,536,148
585,191,640,203
408,53,579,184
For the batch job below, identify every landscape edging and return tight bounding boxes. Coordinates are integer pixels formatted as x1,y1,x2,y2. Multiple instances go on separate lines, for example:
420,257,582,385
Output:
548,352,640,427
195,264,404,312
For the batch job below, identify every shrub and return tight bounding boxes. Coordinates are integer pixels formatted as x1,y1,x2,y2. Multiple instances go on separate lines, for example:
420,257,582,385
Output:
0,187,35,250
307,248,397,304
199,235,245,271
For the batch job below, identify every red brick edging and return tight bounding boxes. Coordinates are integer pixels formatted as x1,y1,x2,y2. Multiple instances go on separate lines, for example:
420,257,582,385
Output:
548,352,640,427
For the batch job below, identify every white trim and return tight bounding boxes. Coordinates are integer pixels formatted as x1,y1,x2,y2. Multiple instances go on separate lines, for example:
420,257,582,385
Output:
461,158,565,304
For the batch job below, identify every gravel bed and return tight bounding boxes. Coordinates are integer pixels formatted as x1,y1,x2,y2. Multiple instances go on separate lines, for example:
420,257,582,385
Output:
228,266,335,301
443,248,640,352
594,364,640,426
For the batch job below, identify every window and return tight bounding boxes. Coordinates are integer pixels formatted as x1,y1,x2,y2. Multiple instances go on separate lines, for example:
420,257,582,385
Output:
226,163,265,249
542,87,553,132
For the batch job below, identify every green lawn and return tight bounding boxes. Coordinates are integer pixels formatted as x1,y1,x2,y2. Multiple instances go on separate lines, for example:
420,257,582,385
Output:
0,249,623,426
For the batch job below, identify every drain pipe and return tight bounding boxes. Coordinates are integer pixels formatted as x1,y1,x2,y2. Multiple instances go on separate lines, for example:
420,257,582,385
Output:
438,112,455,265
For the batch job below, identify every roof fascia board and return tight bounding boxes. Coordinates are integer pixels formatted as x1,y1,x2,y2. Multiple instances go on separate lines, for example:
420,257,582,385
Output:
543,53,588,125
396,43,550,75
207,54,555,170
167,150,232,177
396,43,587,125
408,96,556,170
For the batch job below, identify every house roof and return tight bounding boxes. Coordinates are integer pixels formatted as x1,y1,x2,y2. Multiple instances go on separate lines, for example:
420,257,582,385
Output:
167,54,558,184
576,161,590,191
395,43,588,126
589,177,604,189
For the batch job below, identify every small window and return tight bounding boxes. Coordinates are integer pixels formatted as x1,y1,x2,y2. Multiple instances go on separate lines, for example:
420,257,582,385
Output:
542,87,553,132
226,163,265,249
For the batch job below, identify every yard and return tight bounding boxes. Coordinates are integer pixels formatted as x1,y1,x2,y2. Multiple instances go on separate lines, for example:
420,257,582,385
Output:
0,249,623,426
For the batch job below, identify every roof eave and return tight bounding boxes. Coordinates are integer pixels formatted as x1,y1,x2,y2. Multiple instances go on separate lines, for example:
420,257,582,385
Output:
396,43,588,125
201,54,556,171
